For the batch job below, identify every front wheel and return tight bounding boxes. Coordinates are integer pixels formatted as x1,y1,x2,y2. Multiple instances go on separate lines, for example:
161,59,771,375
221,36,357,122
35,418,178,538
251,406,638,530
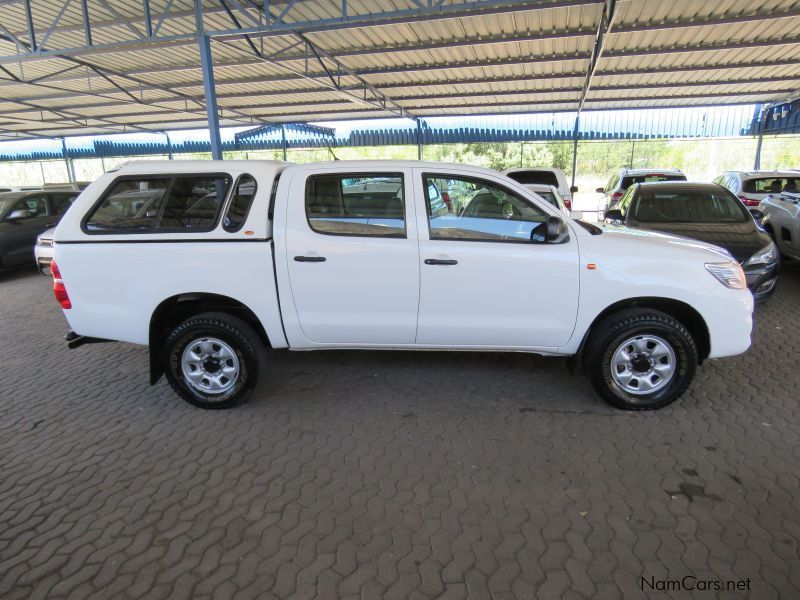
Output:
163,312,264,409
586,309,698,410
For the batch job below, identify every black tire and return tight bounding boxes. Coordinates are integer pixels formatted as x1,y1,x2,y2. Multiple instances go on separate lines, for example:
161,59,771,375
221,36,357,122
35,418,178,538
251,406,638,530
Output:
585,309,698,411
163,311,265,409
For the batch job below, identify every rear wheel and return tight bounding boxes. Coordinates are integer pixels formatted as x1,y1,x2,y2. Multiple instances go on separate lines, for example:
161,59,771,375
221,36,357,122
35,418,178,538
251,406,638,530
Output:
163,312,264,409
586,309,697,410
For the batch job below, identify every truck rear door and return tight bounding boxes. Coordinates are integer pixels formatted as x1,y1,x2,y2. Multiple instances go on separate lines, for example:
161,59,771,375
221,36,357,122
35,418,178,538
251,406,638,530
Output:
279,167,420,345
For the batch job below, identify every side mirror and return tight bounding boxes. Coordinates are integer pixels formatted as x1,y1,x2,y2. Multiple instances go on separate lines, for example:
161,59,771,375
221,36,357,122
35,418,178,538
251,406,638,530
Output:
570,185,579,193
748,208,764,221
545,216,570,244
570,210,584,221
604,209,624,224
5,209,30,221
595,187,605,193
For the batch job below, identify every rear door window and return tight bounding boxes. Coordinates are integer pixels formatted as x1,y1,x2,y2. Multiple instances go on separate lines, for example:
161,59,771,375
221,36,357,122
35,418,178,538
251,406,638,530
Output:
305,173,406,237
84,175,232,232
11,195,48,219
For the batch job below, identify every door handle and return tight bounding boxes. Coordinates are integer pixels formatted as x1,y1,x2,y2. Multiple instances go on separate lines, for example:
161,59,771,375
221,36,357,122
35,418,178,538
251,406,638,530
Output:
294,256,326,262
424,258,458,266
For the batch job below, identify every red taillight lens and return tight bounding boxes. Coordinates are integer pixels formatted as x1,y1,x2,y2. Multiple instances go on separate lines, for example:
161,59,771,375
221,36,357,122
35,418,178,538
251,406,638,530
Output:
611,191,623,199
564,199,572,210
738,196,760,207
51,261,71,309
441,191,452,209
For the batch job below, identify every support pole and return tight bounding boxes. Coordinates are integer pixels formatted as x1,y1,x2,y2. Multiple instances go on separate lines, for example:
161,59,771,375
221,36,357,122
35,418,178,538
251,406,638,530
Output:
754,107,767,170
570,115,580,189
416,119,423,160
281,124,287,161
195,0,223,160
24,0,37,52
61,138,76,185
165,132,173,159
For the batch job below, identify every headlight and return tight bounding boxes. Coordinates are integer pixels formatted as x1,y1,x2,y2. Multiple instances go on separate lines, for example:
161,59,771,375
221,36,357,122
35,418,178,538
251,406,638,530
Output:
705,261,747,289
744,242,777,266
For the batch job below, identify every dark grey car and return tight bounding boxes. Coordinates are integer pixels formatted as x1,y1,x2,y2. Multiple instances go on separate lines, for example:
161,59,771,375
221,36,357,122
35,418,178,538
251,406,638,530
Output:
0,190,79,269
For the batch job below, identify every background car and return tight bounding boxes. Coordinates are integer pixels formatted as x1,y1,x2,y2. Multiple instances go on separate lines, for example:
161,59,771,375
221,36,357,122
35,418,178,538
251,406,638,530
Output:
597,168,686,213
0,188,80,270
758,190,800,261
502,168,577,209
713,170,800,207
604,182,779,300
34,227,55,274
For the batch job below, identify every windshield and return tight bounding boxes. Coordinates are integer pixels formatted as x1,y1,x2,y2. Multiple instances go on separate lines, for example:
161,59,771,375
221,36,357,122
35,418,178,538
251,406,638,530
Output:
621,174,685,189
742,177,800,194
632,188,749,224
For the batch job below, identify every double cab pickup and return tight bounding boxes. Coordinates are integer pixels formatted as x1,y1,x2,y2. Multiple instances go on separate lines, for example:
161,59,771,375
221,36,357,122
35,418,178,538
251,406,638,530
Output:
51,160,754,410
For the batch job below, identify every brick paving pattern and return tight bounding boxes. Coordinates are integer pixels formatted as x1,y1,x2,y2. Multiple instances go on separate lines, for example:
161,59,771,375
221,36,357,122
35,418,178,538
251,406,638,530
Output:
1,262,799,599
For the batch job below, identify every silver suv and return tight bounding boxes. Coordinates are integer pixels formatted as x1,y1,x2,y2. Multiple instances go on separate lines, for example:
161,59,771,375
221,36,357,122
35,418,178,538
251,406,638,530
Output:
714,171,800,208
597,168,686,214
759,191,800,261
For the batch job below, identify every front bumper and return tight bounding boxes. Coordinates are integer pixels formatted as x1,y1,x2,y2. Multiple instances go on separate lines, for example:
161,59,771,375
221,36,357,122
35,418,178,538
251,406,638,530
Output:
744,259,780,301
704,285,754,359
35,241,54,275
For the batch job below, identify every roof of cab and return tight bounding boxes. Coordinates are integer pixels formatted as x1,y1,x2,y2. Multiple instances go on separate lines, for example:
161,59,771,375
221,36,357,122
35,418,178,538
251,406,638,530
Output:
109,159,290,176
109,159,511,180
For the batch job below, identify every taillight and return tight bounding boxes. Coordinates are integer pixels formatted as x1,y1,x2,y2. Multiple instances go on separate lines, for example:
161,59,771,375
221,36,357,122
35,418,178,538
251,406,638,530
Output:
564,199,572,210
51,261,72,309
441,191,452,210
738,196,760,207
611,191,623,199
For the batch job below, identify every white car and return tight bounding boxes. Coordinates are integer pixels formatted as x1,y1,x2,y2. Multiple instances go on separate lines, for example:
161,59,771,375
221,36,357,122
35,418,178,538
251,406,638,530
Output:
502,168,576,209
713,170,800,207
52,160,753,411
35,227,56,274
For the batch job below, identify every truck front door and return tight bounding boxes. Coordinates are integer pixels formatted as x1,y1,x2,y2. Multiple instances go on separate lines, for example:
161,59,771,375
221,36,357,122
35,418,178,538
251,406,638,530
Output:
414,170,580,349
282,169,420,345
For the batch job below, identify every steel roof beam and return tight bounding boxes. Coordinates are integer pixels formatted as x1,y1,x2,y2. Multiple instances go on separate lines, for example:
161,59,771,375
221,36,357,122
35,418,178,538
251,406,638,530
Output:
213,1,414,120
2,32,797,90
1,2,797,64
3,87,790,125
0,0,597,62
4,66,799,108
223,9,800,63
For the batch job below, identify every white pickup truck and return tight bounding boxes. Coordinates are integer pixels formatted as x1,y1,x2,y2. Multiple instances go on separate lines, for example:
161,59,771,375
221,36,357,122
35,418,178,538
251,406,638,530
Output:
51,160,754,411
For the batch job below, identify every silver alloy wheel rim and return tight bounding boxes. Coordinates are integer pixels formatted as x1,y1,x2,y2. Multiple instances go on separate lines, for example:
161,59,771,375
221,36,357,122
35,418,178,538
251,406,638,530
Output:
181,337,240,395
610,334,676,396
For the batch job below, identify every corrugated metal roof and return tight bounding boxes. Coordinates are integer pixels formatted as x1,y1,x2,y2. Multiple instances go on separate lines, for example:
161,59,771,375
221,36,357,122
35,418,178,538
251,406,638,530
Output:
0,0,797,140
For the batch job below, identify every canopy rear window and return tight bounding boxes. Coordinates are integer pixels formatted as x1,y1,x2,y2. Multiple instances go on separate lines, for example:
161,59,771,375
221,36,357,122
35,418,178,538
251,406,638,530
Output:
84,174,232,233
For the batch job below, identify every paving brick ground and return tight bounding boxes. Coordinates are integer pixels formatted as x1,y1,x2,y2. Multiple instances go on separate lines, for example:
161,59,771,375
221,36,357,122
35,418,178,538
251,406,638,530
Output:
1,262,799,599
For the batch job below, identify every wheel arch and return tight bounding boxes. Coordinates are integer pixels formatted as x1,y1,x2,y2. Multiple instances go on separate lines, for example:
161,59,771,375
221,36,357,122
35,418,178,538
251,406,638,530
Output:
149,292,271,385
577,297,710,370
